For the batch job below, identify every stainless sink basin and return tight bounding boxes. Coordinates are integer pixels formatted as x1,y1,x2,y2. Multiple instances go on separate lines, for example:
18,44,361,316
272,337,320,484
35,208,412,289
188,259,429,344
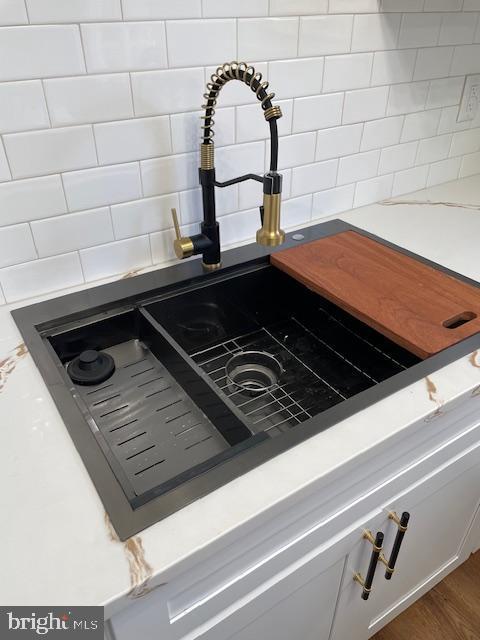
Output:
13,220,480,539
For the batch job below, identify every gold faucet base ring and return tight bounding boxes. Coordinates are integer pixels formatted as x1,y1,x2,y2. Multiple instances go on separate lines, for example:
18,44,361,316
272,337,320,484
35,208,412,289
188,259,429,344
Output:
202,261,222,271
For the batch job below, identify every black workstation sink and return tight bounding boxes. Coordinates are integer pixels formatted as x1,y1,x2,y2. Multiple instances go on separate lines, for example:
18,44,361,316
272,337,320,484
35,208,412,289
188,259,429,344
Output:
13,220,480,539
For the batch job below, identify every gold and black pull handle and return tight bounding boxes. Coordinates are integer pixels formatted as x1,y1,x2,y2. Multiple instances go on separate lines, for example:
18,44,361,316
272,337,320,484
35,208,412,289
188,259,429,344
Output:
354,530,385,600
384,511,410,580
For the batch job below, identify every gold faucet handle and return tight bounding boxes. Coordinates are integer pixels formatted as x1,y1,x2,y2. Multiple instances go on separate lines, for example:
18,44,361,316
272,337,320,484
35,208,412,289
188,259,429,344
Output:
170,208,194,259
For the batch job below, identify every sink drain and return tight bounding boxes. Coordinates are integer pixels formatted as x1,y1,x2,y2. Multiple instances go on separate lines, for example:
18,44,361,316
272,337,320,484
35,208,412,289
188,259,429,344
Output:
225,350,283,396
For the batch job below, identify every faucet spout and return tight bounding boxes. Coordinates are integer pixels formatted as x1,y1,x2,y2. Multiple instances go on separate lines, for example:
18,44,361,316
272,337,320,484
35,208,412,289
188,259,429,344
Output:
170,61,285,270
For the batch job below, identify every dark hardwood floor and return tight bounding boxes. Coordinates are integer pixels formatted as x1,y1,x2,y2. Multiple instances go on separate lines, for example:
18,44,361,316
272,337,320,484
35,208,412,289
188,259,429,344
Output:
373,551,480,640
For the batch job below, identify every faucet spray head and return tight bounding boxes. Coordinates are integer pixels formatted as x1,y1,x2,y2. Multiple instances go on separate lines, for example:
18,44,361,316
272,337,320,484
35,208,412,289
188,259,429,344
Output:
256,172,285,247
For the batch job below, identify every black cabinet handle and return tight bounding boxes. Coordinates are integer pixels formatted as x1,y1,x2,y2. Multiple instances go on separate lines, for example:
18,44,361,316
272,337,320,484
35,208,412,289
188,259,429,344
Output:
384,511,410,580
354,530,384,600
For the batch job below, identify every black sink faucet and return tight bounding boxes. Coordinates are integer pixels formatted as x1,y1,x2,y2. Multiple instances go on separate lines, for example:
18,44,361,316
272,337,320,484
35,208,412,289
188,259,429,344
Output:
170,61,285,271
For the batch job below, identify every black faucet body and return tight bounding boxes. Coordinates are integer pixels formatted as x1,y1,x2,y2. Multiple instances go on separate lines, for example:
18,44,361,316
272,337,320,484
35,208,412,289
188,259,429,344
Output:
171,62,285,270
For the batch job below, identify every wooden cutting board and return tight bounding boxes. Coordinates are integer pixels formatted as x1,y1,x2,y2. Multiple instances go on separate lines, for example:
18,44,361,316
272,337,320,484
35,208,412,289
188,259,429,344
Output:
271,231,480,359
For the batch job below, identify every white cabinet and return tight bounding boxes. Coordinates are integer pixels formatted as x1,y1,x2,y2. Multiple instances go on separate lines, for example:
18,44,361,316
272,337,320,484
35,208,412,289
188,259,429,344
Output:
331,449,480,640
109,419,480,640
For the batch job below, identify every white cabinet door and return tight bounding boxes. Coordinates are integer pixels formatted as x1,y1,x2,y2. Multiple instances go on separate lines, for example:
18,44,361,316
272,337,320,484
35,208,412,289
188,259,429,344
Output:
330,449,480,640
110,542,346,640
188,552,345,640
222,557,344,640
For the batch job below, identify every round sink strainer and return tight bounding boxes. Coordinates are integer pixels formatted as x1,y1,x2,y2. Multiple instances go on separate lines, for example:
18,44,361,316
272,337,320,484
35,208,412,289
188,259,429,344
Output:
225,350,283,396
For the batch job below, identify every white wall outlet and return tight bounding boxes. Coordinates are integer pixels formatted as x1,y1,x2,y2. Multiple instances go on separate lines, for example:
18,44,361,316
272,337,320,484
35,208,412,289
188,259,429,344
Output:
458,74,480,122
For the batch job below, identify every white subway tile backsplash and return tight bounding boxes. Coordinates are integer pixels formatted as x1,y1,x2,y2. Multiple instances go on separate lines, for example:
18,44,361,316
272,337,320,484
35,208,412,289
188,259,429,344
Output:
329,0,379,12
293,93,343,133
426,76,464,108
141,152,198,197
4,125,97,178
0,25,85,81
291,159,338,197
0,1,27,25
413,47,454,81
0,81,49,133
0,252,83,302
450,128,480,156
26,1,122,23
371,50,417,86
351,14,401,53
167,20,236,68
299,15,353,57
62,163,141,211
398,13,442,49
379,141,418,174
31,207,113,256
238,18,298,62
121,0,201,20
94,115,171,164
343,86,389,124
281,195,312,229
312,184,355,219
216,141,265,181
44,74,133,126
401,108,442,141
267,58,324,100
172,107,235,153
382,0,424,10
132,68,204,117
0,175,66,225
416,133,452,165
424,0,462,9
337,149,380,185
450,44,480,75
270,0,327,15
181,184,238,223
361,116,404,151
387,81,429,116
323,53,373,93
439,13,477,45
111,193,178,239
392,165,428,195
0,223,36,267
81,22,167,73
459,151,480,177
427,156,461,186
215,208,259,246
315,124,363,161
150,228,177,264
204,0,268,17
0,142,10,182
0,2,478,304
80,235,151,281
354,174,394,207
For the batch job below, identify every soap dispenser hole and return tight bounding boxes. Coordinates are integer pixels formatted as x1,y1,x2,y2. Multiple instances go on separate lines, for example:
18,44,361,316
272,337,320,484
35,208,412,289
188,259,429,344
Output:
443,311,477,329
225,351,283,397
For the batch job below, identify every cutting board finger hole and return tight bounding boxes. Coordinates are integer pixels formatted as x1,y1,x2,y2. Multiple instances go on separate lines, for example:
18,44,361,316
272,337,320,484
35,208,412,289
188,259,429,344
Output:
442,311,477,330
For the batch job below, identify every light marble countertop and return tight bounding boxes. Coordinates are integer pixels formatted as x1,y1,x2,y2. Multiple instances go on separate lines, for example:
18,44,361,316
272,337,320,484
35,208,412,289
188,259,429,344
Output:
1,175,480,614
